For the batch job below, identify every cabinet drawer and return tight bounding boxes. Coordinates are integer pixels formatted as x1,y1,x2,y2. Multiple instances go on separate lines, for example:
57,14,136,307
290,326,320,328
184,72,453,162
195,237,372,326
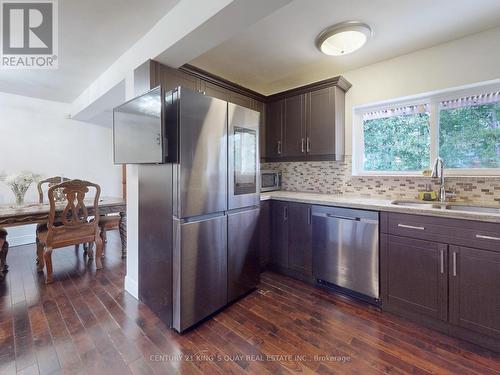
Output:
381,212,500,252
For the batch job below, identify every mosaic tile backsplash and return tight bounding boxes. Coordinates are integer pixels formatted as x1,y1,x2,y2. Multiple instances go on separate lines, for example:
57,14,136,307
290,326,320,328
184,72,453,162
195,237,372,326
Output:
262,156,500,205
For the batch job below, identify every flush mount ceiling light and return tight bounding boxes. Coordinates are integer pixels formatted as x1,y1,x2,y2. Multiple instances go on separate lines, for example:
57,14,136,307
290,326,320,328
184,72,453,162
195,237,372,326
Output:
316,21,372,56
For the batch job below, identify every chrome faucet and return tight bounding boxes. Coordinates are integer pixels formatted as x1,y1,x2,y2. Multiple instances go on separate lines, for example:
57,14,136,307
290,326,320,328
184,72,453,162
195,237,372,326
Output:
431,157,446,203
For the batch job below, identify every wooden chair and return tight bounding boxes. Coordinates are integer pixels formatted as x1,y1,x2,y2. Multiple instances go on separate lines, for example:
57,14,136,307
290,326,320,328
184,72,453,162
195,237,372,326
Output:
36,176,113,255
97,215,120,244
38,176,71,203
36,176,72,264
36,180,103,284
0,228,8,280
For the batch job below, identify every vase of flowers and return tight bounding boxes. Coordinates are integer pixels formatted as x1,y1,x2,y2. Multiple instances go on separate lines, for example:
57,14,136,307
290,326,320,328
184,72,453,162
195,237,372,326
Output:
1,172,41,207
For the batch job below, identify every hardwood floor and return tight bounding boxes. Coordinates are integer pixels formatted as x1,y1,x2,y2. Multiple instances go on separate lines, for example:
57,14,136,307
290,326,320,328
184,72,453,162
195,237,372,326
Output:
1,232,500,375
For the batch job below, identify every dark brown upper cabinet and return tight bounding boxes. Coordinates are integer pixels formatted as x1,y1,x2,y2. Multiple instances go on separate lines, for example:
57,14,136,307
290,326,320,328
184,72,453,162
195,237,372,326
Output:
230,92,254,109
307,86,345,158
253,100,266,161
199,80,231,101
264,76,350,162
155,64,202,92
143,60,350,162
266,100,284,159
283,94,306,158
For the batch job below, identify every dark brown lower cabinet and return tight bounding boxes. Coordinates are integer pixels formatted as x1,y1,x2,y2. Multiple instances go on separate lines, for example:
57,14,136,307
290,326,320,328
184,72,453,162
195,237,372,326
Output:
270,201,312,280
382,235,448,321
271,201,289,269
449,245,500,339
258,200,271,270
381,212,500,351
288,203,312,276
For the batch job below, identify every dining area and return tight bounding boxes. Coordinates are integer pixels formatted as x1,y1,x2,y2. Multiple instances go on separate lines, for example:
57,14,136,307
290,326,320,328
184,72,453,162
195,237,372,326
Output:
0,174,126,284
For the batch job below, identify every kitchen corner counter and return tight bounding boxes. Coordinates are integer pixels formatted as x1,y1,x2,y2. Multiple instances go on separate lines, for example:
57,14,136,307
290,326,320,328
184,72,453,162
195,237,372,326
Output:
260,194,272,201
261,191,500,223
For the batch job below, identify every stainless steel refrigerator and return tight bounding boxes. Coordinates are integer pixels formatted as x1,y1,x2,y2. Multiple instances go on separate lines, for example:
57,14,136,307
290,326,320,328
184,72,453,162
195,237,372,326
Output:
113,86,260,332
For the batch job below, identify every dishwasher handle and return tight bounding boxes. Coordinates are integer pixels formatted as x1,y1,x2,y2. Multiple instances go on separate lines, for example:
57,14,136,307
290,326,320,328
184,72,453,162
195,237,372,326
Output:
325,213,361,221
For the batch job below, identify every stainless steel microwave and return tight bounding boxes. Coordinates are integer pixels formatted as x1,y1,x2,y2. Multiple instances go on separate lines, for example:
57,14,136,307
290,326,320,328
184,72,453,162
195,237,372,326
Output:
260,170,281,192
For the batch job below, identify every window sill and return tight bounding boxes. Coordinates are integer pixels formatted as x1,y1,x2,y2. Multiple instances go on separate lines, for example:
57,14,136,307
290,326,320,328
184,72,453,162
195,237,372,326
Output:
352,171,500,178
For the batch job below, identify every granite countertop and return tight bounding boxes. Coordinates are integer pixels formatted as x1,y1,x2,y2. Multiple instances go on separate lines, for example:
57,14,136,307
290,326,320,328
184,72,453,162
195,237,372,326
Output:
260,191,500,223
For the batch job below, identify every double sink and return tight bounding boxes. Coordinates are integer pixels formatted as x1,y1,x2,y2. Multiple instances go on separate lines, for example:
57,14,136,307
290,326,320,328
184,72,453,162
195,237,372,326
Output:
391,200,500,214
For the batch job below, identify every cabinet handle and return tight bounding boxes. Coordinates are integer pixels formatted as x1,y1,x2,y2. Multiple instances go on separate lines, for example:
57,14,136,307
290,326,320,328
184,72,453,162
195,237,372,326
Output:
307,207,311,225
306,137,310,153
301,138,305,153
476,234,500,241
283,206,288,221
277,141,282,155
452,251,457,277
397,224,425,231
440,249,444,274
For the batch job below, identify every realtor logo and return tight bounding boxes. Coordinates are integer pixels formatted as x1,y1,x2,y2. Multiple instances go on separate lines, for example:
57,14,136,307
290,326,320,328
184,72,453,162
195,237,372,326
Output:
1,0,58,69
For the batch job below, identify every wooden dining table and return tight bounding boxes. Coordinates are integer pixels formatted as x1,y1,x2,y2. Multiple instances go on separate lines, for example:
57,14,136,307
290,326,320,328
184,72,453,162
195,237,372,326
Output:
0,197,126,277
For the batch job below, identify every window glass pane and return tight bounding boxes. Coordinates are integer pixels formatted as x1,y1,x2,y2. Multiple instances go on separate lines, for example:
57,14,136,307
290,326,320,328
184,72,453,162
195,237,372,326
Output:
439,102,500,169
363,113,430,171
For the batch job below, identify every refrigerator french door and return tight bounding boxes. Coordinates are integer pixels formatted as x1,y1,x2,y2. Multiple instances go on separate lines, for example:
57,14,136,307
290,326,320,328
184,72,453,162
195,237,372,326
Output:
227,103,261,301
173,88,228,218
228,103,260,209
169,88,229,332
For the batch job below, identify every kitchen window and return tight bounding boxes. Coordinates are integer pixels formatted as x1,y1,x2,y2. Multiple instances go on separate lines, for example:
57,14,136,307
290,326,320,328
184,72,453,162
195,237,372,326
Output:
439,94,500,169
353,81,500,176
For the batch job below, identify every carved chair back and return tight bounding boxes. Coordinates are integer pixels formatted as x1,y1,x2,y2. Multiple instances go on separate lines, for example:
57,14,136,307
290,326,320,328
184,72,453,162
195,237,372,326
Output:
37,176,71,203
45,180,101,248
0,228,6,246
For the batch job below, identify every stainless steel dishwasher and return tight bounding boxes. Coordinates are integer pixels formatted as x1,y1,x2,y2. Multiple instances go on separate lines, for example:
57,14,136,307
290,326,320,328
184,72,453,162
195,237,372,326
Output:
312,205,379,302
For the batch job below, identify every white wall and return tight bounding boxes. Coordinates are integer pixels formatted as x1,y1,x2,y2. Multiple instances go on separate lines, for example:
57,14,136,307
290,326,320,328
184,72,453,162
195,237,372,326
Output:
0,92,122,245
341,27,500,155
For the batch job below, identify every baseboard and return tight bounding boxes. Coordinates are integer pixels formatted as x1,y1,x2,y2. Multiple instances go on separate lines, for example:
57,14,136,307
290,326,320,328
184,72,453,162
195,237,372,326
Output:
5,224,36,247
124,275,139,300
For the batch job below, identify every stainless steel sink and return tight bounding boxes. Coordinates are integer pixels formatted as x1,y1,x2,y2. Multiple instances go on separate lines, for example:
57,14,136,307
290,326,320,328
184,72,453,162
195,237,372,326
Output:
391,200,500,214
390,200,444,209
444,204,500,214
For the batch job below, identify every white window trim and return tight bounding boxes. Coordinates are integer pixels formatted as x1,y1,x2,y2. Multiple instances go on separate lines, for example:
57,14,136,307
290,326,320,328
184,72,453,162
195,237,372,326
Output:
352,79,500,177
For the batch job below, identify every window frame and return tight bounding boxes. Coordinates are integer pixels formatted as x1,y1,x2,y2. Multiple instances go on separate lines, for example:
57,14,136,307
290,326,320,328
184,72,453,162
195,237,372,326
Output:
352,79,500,176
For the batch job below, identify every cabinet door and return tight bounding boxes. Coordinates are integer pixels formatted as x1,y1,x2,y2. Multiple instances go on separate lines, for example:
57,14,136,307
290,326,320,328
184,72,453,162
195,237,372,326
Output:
229,92,254,109
159,65,201,92
266,100,284,159
287,203,312,276
449,246,500,339
271,201,288,269
382,235,448,321
258,200,271,270
200,80,231,101
306,87,335,156
284,94,306,157
253,100,266,161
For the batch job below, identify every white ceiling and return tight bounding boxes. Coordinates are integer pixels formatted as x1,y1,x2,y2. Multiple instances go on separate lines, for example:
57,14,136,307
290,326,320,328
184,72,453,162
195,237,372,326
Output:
0,0,179,102
190,0,500,95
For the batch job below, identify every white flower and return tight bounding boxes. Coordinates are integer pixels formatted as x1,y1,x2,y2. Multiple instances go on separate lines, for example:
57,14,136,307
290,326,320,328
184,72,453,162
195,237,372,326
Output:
5,172,40,187
2,172,42,203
